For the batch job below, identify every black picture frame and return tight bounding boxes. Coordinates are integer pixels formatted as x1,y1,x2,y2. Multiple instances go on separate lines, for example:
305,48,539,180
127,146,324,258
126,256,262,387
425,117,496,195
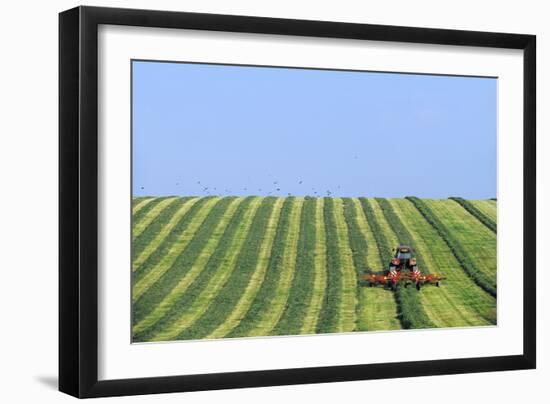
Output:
59,5,536,398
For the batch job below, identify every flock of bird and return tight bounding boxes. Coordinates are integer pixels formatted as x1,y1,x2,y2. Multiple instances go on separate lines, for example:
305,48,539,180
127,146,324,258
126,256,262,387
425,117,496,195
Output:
139,179,342,197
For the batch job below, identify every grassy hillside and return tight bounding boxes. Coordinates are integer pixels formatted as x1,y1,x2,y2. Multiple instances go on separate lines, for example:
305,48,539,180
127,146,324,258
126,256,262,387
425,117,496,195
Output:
131,196,497,342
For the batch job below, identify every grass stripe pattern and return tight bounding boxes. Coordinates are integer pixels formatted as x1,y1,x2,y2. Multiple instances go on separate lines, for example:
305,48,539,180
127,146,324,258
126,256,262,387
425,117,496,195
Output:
132,197,218,302
131,196,497,341
132,197,244,335
449,197,497,233
207,197,285,339
300,197,328,334
176,197,279,340
407,196,496,297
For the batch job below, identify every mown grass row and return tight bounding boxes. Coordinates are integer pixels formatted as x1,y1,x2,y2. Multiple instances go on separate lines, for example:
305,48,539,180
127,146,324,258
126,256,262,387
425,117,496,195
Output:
132,197,199,281
133,197,203,272
132,197,163,225
449,197,496,233
406,197,497,297
426,200,496,282
374,198,435,329
207,197,285,339
132,197,156,216
331,198,358,332
226,198,295,338
150,197,264,342
351,198,401,331
300,198,328,334
174,197,277,340
133,198,244,336
133,197,179,241
471,200,497,223
342,198,369,328
390,199,496,326
272,197,317,336
132,197,219,301
315,198,343,334
132,197,251,341
132,197,189,262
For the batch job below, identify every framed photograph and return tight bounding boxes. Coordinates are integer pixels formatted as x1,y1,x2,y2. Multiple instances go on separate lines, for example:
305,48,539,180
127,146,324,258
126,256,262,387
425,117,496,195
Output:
59,6,536,398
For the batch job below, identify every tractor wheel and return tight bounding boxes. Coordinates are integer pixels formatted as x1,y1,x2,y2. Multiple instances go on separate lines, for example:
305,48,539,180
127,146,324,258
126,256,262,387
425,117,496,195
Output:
416,282,421,291
436,281,440,287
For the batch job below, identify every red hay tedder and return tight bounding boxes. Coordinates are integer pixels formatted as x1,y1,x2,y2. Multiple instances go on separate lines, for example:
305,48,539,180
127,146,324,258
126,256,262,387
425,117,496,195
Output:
360,244,445,291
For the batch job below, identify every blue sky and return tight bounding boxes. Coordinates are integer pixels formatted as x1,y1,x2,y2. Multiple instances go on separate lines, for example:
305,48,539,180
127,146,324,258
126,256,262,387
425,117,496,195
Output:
132,61,496,199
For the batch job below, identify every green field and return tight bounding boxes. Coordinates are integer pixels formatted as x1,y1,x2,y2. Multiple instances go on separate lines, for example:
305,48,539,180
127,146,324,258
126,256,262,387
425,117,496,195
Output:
131,196,497,342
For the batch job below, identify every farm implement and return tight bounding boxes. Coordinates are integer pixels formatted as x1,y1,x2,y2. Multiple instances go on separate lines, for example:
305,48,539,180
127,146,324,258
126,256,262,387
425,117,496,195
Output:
360,244,445,291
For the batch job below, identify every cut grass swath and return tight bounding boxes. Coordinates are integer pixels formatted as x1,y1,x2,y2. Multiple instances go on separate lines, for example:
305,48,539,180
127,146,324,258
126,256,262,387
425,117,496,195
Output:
226,198,294,338
390,199,495,326
374,198,435,329
176,197,278,340
427,199,496,282
133,197,178,241
132,197,219,302
272,197,316,336
132,197,164,226
470,199,497,223
133,197,250,341
244,197,304,337
350,198,401,331
148,197,264,342
406,196,496,297
133,197,210,272
300,197,327,335
315,198,343,334
449,197,496,233
132,197,243,336
132,197,156,215
207,197,285,339
331,198,357,332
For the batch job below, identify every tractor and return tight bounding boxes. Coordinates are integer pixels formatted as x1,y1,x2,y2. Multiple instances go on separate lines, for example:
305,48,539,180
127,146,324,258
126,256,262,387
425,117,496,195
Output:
361,244,445,291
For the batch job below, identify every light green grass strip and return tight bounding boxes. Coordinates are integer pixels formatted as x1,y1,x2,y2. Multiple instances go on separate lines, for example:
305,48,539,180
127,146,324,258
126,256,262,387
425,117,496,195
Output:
300,198,328,335
132,197,206,272
132,197,245,334
207,197,285,339
149,197,263,341
390,199,495,326
132,197,156,215
133,197,178,241
425,199,496,282
132,197,217,302
351,198,401,331
246,197,305,337
471,200,497,223
332,198,357,332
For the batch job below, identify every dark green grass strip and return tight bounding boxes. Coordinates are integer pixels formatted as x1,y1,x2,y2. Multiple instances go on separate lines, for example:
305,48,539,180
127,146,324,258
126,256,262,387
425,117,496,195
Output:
132,197,193,268
341,198,369,327
272,197,317,336
132,197,238,331
226,198,295,338
364,198,434,329
173,197,277,340
449,197,497,233
315,198,342,334
406,196,497,297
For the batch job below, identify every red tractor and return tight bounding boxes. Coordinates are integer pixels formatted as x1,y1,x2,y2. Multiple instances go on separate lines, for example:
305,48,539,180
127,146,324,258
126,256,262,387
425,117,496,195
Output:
361,244,445,291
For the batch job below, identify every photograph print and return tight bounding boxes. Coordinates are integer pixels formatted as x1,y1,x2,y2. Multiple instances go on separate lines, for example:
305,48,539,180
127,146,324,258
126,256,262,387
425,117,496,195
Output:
131,60,497,343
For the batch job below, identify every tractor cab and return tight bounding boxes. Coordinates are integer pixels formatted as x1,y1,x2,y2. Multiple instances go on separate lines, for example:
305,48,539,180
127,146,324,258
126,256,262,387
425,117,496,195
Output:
389,245,418,273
